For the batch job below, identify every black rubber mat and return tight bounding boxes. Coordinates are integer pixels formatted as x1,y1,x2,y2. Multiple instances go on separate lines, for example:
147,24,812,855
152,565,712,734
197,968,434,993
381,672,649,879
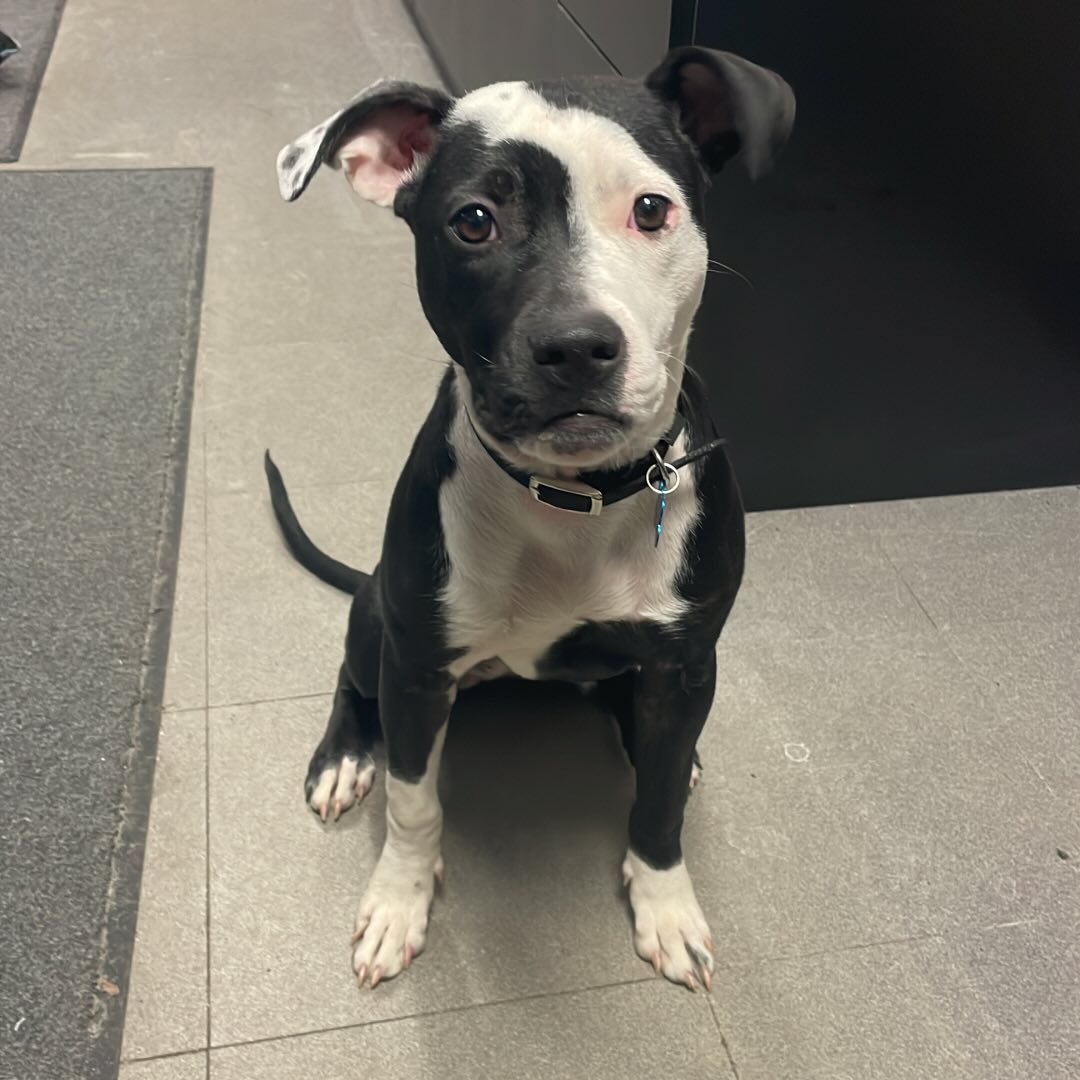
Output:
0,0,65,162
0,169,210,1080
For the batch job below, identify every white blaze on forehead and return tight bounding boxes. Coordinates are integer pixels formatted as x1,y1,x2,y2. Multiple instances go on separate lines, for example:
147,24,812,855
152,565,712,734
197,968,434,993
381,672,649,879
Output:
449,82,686,207
448,82,708,442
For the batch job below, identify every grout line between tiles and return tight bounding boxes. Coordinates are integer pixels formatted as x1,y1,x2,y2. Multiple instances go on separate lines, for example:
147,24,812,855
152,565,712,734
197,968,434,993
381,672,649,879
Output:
206,689,334,712
711,919,1038,977
706,998,742,1080
122,975,659,1064
119,1047,209,1068
753,929,942,967
205,476,389,500
878,543,940,631
202,374,212,1080
160,705,212,720
120,918,1051,1067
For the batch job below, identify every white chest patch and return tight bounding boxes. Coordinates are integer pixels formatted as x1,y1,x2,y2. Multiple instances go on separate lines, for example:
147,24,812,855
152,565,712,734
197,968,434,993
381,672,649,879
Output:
439,385,699,680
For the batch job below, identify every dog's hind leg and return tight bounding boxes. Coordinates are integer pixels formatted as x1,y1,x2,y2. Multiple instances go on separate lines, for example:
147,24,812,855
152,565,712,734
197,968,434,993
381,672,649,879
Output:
305,570,384,822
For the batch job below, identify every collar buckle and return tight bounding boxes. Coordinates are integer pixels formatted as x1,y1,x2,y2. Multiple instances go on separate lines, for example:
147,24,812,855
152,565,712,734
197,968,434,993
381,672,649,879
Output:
528,475,603,515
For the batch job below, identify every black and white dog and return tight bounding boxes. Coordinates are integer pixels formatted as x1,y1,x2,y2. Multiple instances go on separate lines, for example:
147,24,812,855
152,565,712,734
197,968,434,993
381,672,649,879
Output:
266,47,794,991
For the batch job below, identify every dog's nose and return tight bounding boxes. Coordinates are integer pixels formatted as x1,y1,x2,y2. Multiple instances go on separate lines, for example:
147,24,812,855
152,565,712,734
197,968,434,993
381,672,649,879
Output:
531,312,625,374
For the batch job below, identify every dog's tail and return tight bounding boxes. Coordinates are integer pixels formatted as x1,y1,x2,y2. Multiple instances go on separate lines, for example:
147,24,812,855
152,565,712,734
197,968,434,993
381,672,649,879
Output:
263,451,367,595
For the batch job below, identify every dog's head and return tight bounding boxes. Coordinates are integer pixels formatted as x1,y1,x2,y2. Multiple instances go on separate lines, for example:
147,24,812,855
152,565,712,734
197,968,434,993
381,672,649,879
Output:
278,49,794,470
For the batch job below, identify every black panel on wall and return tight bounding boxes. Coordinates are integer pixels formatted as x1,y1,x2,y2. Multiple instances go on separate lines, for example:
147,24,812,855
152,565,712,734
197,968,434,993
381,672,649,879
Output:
680,2,1080,508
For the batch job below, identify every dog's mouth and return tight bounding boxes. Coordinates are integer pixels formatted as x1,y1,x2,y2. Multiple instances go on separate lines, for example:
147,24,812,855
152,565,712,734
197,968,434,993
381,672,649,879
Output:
536,411,627,454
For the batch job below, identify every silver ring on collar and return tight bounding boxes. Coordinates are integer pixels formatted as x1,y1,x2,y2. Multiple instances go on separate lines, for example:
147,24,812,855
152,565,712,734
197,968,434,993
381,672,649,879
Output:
646,449,681,495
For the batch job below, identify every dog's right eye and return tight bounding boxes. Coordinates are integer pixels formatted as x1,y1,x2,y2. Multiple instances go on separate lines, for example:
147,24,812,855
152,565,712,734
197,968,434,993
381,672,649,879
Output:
450,204,497,244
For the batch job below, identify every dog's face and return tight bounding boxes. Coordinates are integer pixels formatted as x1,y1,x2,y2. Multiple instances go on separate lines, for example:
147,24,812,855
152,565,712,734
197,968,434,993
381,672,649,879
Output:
278,50,794,469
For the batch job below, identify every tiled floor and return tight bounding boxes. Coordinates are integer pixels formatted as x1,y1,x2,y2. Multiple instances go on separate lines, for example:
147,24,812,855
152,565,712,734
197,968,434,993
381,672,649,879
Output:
16,2,1080,1077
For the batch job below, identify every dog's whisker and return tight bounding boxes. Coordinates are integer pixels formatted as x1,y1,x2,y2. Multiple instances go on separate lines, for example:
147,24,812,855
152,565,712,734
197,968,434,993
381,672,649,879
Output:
707,258,754,289
475,351,495,367
653,348,708,386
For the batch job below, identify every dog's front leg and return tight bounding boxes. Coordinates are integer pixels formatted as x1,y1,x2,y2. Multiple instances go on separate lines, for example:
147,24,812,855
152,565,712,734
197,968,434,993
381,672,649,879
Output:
351,637,453,988
623,651,717,990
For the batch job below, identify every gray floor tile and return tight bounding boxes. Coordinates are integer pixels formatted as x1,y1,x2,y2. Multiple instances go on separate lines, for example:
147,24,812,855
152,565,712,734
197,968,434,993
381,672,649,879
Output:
22,0,441,178
751,485,1080,550
696,629,1072,964
205,482,384,706
943,919,1080,1079
944,619,1080,807
203,341,445,496
847,486,1080,629
24,79,317,172
731,516,933,641
711,929,1055,1080
119,1051,206,1080
206,161,407,251
869,485,1080,559
889,539,1080,629
708,627,1019,773
199,211,430,352
210,980,725,1080
20,0,417,171
122,712,208,1060
207,686,653,1045
691,756,1067,969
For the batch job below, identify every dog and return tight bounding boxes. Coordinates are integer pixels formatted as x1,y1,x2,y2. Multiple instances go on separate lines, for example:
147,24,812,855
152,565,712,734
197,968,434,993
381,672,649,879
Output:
266,46,794,990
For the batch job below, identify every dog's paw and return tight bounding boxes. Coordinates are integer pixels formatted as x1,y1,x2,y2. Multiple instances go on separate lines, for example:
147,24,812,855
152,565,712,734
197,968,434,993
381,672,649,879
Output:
351,850,444,987
622,851,714,991
306,753,376,822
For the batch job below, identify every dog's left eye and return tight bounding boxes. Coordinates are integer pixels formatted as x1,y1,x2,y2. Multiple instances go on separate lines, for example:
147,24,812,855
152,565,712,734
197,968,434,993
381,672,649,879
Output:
450,204,497,244
631,194,671,232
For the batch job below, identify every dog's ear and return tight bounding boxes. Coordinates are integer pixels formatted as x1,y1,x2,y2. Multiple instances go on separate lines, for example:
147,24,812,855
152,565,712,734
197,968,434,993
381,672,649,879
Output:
276,79,452,205
646,47,794,177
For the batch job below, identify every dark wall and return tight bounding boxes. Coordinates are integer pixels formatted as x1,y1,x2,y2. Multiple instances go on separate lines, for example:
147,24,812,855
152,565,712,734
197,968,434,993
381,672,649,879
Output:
684,2,1080,507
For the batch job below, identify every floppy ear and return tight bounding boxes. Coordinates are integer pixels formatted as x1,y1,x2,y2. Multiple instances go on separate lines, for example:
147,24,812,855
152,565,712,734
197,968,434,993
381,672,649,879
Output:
276,79,452,205
646,47,795,177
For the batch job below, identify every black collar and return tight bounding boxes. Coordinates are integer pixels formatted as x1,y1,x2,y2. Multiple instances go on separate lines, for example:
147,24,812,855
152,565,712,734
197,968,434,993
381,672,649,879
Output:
467,410,727,515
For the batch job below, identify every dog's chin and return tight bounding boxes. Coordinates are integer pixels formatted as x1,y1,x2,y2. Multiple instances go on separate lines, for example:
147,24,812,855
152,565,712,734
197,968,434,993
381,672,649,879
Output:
540,412,624,451
515,412,635,470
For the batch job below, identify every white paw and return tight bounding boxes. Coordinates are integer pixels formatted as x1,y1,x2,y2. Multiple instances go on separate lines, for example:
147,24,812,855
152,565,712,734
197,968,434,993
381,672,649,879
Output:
689,761,702,790
622,851,714,991
308,755,376,822
351,849,444,987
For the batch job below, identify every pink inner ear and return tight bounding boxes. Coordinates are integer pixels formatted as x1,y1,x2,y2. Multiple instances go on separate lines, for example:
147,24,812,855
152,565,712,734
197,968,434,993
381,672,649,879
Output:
401,114,435,158
337,105,437,207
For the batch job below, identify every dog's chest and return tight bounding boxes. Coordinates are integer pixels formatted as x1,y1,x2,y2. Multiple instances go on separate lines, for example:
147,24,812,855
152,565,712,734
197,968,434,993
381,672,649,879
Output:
438,458,698,680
